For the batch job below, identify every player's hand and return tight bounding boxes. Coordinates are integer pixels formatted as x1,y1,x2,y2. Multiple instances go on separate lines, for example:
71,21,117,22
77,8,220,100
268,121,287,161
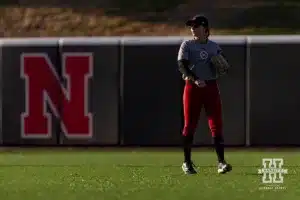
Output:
194,80,206,88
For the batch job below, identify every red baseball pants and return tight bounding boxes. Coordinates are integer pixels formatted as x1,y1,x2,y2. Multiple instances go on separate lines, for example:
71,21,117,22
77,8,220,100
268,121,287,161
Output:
182,80,223,137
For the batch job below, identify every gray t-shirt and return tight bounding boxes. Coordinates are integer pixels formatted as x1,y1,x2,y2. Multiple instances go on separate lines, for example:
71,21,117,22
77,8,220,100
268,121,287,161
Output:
177,39,222,80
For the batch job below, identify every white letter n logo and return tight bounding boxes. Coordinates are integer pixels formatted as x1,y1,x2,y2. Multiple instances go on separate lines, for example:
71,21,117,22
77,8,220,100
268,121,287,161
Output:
20,53,94,139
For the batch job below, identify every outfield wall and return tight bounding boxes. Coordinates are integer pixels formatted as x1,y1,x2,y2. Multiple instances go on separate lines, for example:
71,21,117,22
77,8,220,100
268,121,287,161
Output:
0,36,299,146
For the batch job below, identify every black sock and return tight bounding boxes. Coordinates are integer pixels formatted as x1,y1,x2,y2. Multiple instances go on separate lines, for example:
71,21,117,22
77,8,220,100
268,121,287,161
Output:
213,135,225,163
183,134,193,163
184,147,191,163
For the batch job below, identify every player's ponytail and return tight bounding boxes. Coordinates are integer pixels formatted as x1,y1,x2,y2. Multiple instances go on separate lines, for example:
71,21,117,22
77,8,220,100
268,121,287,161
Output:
205,27,210,38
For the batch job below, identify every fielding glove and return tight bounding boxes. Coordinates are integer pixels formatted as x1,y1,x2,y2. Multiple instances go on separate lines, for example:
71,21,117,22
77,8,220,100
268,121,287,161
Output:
211,54,230,77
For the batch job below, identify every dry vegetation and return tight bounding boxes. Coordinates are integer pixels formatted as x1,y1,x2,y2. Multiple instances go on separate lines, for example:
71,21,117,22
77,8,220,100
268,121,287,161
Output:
1,0,300,37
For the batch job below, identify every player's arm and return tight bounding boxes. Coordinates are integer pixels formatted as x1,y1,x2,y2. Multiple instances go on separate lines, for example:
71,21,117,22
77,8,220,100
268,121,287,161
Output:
177,41,199,82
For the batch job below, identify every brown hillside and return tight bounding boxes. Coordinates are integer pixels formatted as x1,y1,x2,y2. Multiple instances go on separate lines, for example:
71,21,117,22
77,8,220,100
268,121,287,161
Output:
1,0,300,37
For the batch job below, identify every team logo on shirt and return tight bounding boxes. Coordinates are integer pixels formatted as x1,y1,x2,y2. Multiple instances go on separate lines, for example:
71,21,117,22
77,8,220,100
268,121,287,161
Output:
199,50,208,60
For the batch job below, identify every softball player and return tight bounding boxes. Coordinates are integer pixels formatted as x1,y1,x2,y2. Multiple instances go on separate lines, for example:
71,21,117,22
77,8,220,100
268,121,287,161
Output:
177,15,232,175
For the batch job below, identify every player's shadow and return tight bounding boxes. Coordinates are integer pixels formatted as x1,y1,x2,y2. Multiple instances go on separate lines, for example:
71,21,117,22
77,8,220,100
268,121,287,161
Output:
116,164,218,168
117,164,299,176
117,164,300,168
1,164,298,175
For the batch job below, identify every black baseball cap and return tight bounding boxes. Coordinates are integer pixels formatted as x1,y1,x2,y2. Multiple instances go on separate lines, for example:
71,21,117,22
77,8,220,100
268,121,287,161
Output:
186,15,209,27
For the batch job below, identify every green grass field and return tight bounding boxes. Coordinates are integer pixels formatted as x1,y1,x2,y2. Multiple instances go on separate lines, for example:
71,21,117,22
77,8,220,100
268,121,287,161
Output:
0,148,299,200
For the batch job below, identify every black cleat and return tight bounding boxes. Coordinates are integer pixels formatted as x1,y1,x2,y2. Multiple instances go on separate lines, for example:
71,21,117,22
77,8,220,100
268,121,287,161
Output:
182,161,197,175
217,162,232,174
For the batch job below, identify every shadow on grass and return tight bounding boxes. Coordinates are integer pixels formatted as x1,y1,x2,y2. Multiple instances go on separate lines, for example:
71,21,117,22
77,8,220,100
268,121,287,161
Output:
0,164,298,176
0,163,299,167
116,164,300,168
